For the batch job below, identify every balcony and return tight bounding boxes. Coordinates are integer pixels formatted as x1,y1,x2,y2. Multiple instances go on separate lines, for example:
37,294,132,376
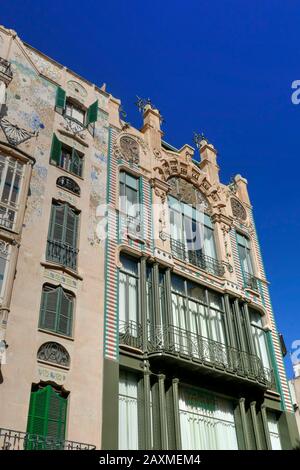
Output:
0,58,13,83
170,238,225,277
0,428,95,450
243,272,259,292
119,320,143,350
119,320,275,389
46,239,78,271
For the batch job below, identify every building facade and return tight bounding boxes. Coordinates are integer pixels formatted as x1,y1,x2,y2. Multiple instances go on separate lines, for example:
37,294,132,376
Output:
0,25,298,450
0,26,109,450
102,102,299,450
289,363,300,436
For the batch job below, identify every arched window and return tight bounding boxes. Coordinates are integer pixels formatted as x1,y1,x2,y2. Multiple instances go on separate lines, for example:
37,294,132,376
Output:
167,177,220,274
39,284,74,337
56,176,80,196
37,342,70,368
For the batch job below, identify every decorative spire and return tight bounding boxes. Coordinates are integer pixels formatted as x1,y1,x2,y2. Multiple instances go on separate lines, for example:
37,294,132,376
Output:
193,131,210,149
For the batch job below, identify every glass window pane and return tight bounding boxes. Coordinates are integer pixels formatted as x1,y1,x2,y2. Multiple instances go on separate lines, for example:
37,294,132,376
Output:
118,371,139,450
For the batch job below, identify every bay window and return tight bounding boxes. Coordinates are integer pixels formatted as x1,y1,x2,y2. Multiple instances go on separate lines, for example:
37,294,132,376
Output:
171,275,227,360
179,386,238,450
0,154,24,230
169,196,218,273
249,308,271,369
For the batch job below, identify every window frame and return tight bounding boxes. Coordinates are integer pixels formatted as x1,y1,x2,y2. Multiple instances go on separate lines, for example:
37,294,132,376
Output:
0,154,25,231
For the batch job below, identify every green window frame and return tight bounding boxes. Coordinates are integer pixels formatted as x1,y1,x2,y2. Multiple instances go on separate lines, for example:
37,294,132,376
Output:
47,201,79,270
119,254,139,336
26,385,67,450
50,134,83,177
39,284,74,337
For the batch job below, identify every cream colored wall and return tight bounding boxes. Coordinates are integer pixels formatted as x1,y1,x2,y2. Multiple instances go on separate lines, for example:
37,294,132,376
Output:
0,26,108,448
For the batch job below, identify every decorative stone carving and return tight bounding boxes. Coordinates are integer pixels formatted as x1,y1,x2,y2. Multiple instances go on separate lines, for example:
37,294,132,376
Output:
0,118,37,146
67,80,87,99
231,198,247,221
168,176,209,210
119,136,140,164
37,342,70,368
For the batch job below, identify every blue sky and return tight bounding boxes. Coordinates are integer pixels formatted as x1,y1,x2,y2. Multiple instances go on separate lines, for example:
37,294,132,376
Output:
2,1,300,377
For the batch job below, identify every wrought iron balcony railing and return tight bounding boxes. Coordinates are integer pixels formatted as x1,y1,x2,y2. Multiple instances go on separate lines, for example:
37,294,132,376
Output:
243,271,259,292
148,324,274,388
0,428,96,450
119,320,143,349
46,239,78,271
170,238,225,277
118,320,275,389
0,57,13,80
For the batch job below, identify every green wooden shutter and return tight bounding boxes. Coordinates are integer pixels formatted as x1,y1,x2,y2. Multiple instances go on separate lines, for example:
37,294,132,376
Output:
65,206,78,248
26,387,48,449
26,386,67,450
39,286,60,332
47,387,67,447
70,148,82,177
50,134,62,165
57,289,73,336
55,87,66,114
86,100,98,125
50,203,65,242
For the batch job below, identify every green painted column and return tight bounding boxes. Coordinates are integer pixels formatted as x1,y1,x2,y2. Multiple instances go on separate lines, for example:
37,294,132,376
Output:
158,374,168,449
165,268,172,327
101,359,119,449
172,378,182,450
143,370,152,449
224,294,236,348
140,256,148,351
239,398,251,450
233,299,247,352
250,401,262,450
261,404,272,450
153,263,161,328
243,303,255,355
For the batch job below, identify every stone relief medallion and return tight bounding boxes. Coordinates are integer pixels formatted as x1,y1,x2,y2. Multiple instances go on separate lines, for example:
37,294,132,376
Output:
119,136,140,164
231,197,247,221
67,80,88,99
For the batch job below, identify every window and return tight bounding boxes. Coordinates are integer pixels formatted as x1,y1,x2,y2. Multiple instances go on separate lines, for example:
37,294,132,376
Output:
267,411,282,450
0,240,10,301
171,275,227,360
119,171,140,216
50,134,83,177
56,176,80,196
39,285,74,337
179,386,238,450
54,87,98,133
65,100,85,125
249,308,270,369
118,370,139,450
37,341,70,368
26,385,68,450
169,195,218,270
0,154,24,230
46,201,79,270
237,233,254,275
119,171,141,236
119,255,139,338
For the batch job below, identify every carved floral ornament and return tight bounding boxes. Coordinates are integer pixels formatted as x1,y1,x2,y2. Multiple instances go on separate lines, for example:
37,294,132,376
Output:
154,156,226,212
113,133,148,164
230,197,247,221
